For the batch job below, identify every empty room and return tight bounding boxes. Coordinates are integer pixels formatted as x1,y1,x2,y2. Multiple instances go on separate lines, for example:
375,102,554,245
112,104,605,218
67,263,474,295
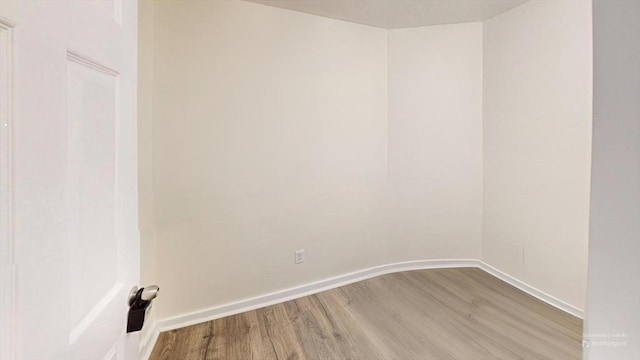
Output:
0,0,638,359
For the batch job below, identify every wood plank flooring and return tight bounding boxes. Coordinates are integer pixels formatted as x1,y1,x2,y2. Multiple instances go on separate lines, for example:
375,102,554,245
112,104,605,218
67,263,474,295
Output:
149,268,582,360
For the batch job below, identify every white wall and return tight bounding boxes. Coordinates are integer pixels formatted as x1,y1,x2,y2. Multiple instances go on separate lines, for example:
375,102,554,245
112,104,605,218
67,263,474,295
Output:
584,1,640,358
150,0,486,321
152,0,389,319
388,23,483,262
483,0,593,310
146,0,593,324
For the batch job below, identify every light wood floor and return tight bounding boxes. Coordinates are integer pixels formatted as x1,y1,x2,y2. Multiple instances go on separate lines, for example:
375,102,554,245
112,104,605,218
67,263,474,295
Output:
149,268,582,360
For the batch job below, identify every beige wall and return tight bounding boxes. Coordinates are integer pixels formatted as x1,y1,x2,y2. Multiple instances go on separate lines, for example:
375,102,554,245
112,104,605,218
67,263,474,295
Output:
388,23,483,262
151,0,389,319
483,0,592,309
143,0,593,323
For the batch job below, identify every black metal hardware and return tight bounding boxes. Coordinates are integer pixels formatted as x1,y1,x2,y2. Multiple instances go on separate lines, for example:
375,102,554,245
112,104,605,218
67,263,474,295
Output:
127,285,159,333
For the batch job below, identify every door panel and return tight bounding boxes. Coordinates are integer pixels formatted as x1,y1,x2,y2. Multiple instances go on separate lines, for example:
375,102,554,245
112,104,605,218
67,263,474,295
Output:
66,56,120,347
0,1,139,359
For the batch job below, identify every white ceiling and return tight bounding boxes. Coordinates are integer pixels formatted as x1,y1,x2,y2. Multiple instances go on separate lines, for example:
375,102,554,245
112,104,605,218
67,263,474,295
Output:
243,0,528,29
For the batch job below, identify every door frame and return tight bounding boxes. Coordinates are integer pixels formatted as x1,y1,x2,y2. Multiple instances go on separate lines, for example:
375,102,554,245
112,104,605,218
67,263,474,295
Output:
0,17,14,360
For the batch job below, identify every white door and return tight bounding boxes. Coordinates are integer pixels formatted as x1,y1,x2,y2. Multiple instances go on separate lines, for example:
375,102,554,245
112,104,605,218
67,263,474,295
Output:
0,0,140,359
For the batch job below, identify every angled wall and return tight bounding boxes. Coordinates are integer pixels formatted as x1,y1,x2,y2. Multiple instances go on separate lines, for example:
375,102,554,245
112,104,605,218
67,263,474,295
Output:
483,0,593,310
151,0,389,319
388,23,483,262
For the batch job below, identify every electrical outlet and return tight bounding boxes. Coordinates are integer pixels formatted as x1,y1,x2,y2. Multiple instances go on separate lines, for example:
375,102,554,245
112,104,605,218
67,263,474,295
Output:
294,249,305,264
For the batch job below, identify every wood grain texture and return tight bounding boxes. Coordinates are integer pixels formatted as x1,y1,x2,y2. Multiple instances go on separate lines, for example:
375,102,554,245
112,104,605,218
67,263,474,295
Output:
150,268,582,360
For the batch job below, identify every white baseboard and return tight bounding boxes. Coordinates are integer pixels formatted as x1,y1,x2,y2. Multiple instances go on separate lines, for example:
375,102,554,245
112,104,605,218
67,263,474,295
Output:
477,261,584,318
157,259,479,332
143,258,584,358
139,321,160,360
